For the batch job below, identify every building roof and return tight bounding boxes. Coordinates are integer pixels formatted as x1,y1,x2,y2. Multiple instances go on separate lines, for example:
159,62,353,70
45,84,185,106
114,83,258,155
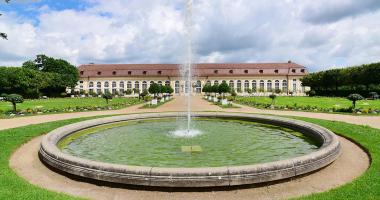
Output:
78,62,307,78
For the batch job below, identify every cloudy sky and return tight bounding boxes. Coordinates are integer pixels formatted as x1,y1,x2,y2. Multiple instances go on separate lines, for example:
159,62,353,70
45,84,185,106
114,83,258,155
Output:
1,0,380,71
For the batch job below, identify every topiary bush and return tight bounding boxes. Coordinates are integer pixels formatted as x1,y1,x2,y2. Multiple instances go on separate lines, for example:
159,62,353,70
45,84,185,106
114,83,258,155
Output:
347,94,364,108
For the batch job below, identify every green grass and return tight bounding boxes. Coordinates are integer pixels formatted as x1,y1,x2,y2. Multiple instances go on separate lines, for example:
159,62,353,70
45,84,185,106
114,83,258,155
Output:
0,97,142,117
0,116,379,199
236,96,380,114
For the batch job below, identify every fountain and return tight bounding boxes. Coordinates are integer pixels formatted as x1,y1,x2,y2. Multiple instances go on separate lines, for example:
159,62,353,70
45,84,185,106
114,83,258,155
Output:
38,1,341,188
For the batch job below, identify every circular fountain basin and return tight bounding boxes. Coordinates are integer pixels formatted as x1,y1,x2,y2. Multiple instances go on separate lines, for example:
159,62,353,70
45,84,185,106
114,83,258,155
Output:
39,112,341,187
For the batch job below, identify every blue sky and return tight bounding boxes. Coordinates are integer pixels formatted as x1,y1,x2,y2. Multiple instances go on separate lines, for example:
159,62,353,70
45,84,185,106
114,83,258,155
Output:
1,0,380,71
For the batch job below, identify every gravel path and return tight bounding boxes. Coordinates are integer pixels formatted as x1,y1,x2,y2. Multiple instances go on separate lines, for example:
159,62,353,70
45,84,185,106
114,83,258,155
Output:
5,96,373,199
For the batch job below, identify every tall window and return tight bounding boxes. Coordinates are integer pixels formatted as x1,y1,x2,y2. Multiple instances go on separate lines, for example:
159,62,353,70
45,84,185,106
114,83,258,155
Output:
150,81,154,87
259,80,265,92
119,81,124,89
158,81,162,86
293,79,297,93
282,80,288,92
237,80,242,92
89,82,94,88
112,81,117,88
267,80,272,92
244,80,249,92
97,82,101,88
206,80,211,86
185,81,190,93
252,81,257,92
104,82,109,88
165,81,170,87
135,81,140,91
275,80,280,91
214,80,219,85
196,80,202,93
142,81,148,91
175,81,180,94
229,80,234,90
127,81,132,89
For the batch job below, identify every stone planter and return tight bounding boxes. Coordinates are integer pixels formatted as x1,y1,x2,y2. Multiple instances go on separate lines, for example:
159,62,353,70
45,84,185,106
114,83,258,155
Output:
160,98,165,103
213,97,218,103
208,96,212,101
151,99,158,105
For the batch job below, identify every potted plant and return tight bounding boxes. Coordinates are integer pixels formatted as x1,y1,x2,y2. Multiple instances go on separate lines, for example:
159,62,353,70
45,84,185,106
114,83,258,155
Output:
102,92,113,104
347,94,364,108
218,82,230,105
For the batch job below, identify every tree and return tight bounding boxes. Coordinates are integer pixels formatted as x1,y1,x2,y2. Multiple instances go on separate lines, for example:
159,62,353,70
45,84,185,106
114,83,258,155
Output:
202,84,211,96
230,89,237,100
148,83,160,98
1,0,10,40
4,94,23,113
102,92,113,104
218,82,230,98
347,94,364,108
269,94,277,105
22,55,79,94
166,85,174,96
140,89,149,100
211,84,219,96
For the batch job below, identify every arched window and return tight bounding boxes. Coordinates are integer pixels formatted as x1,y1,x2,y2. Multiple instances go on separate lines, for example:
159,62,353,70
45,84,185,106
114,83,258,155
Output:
282,80,288,92
96,82,101,88
150,81,154,86
214,80,219,85
165,81,170,87
259,80,265,92
275,80,280,91
119,81,124,89
229,80,234,89
142,81,147,90
237,80,242,92
267,80,272,92
135,81,140,90
252,80,257,92
196,80,202,93
244,80,249,92
89,82,94,88
206,80,211,86
185,81,190,93
175,81,180,94
127,81,132,89
112,81,117,88
104,82,109,88
158,81,162,86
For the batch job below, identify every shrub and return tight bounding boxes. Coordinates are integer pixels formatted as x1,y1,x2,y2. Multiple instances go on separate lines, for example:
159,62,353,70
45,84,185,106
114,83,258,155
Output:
269,94,277,105
274,89,282,94
3,94,24,113
347,94,364,108
306,90,316,97
125,89,133,95
102,92,113,104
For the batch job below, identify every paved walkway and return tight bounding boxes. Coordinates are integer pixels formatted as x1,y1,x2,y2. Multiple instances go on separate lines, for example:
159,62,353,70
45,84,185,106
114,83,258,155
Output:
1,96,379,130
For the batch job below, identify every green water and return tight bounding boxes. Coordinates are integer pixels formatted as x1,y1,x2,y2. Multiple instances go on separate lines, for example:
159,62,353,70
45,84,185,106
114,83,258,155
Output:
60,118,319,167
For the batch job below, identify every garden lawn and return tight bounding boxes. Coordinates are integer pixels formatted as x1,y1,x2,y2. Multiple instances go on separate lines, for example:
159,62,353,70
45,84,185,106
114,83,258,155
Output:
0,116,378,199
236,96,380,113
0,97,141,115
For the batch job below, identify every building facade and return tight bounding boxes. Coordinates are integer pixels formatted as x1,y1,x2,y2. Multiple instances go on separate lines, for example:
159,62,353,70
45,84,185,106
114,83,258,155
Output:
75,62,309,96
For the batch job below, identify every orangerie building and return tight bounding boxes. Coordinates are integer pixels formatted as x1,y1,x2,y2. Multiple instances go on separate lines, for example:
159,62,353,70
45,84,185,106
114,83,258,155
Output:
74,61,309,96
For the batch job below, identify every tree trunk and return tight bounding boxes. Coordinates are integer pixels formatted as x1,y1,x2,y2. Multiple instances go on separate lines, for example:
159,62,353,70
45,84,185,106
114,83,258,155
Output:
353,100,356,108
12,102,16,112
106,99,109,104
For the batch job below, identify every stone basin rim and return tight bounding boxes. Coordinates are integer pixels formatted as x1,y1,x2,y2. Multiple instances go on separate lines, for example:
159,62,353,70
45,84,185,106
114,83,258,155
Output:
39,112,341,187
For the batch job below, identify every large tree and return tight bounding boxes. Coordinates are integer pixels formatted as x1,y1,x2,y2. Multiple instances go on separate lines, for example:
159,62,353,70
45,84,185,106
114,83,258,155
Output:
1,0,10,39
22,55,79,94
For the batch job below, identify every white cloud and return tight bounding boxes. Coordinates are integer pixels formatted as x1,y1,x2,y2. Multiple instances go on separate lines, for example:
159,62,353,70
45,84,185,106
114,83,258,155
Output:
0,0,380,71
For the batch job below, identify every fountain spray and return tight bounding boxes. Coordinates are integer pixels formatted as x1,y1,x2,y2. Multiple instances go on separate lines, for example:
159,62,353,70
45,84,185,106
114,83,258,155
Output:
185,0,193,134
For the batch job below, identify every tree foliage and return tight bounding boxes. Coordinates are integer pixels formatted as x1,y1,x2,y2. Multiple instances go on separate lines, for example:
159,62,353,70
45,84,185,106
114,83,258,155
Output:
347,94,364,108
301,62,380,97
218,82,230,97
3,93,23,112
1,55,79,98
102,92,113,104
148,83,160,98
